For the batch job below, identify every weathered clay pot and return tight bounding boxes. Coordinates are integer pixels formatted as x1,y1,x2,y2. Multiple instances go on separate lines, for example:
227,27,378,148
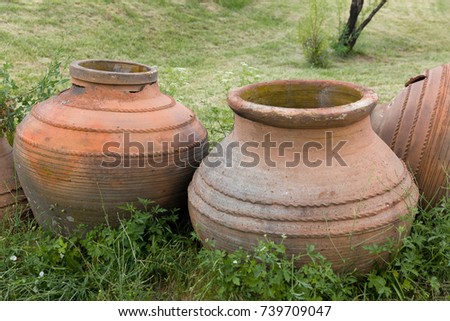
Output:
371,64,450,207
0,137,26,219
188,80,419,273
14,59,208,234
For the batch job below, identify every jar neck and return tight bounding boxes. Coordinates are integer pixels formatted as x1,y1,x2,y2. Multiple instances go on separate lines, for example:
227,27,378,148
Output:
232,113,375,144
70,77,156,93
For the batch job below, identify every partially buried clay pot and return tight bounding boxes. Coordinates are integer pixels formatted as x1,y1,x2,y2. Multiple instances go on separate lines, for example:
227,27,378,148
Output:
14,59,208,234
188,79,419,273
0,137,26,219
371,63,450,207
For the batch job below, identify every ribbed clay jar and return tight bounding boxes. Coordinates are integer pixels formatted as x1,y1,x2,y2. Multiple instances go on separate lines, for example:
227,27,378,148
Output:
188,80,419,273
14,60,208,234
0,137,26,219
371,64,450,207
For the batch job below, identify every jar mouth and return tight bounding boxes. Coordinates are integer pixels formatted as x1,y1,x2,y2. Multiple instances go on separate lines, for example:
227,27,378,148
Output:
70,59,158,85
227,80,378,128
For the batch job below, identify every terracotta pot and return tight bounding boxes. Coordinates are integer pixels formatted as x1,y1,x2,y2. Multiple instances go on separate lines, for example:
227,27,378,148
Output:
371,64,450,207
188,80,419,273
0,137,26,219
14,59,208,234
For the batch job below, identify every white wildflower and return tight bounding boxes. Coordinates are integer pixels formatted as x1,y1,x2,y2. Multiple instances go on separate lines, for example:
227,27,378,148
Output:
9,255,17,261
38,271,44,278
233,260,238,264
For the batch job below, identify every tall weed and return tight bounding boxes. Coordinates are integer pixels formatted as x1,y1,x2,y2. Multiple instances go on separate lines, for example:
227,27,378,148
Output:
298,0,330,68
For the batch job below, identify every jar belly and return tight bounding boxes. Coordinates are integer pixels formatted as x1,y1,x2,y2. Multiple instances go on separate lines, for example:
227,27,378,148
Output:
189,202,414,272
188,156,418,273
14,129,207,234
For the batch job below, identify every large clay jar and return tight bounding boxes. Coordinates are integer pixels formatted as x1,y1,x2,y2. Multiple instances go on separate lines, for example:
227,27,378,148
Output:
371,64,450,207
188,80,419,273
0,137,26,219
14,60,208,234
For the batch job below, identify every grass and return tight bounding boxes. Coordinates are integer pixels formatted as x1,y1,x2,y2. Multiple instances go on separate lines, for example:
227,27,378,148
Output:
1,198,449,300
1,0,449,143
0,0,449,300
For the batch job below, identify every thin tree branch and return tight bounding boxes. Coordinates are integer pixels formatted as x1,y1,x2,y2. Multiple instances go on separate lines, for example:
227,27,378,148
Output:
355,0,387,35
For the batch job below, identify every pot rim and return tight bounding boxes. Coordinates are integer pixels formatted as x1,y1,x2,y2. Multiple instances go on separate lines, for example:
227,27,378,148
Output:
70,59,158,85
227,79,378,129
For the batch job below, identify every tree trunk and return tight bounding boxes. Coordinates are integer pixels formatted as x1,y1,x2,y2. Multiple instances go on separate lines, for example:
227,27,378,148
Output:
338,0,387,53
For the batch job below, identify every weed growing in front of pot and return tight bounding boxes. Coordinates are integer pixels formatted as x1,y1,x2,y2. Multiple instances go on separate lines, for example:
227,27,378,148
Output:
1,197,448,300
0,60,67,143
194,240,358,300
364,199,450,300
192,197,449,300
1,200,196,300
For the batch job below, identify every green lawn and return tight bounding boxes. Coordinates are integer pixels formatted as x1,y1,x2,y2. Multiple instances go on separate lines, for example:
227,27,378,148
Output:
0,0,449,300
2,0,450,141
